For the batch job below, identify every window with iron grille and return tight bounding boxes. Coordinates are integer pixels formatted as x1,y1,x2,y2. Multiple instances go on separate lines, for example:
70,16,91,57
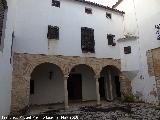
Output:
52,0,60,8
106,12,111,19
81,27,95,53
124,46,131,54
0,0,7,48
107,34,116,46
85,8,92,14
47,25,59,40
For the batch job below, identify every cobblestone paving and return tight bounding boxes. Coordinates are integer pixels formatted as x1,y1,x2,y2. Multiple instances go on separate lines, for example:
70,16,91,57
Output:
8,102,160,120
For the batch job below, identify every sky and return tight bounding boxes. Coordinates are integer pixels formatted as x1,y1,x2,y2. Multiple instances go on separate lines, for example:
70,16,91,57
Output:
88,0,118,7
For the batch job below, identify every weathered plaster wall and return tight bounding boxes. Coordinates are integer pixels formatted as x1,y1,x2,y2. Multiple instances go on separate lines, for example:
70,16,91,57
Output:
147,48,160,101
117,0,160,103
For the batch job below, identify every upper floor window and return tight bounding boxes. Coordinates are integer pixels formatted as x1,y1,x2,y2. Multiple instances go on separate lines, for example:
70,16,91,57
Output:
81,27,95,53
107,34,116,46
47,25,59,40
85,7,92,14
106,12,111,19
124,46,131,54
0,0,8,51
52,0,60,8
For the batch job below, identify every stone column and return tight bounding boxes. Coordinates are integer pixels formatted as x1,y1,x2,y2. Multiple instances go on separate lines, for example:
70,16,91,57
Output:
95,76,101,105
64,76,69,109
108,70,113,101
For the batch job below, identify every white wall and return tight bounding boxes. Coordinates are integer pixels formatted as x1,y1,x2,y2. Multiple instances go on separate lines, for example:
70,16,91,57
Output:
117,0,160,104
118,39,140,72
30,63,64,105
14,0,124,59
0,0,17,117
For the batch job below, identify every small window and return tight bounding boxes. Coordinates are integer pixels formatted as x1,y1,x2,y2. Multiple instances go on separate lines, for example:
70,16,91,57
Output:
107,34,116,46
106,12,111,19
52,0,60,7
85,8,92,14
124,46,131,54
47,25,59,40
30,80,34,94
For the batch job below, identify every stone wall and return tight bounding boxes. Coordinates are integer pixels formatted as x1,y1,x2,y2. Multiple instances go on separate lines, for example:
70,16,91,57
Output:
147,48,160,101
11,53,132,112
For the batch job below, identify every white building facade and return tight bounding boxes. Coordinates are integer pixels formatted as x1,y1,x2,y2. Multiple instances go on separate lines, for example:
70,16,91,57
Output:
117,0,160,104
11,0,129,112
0,0,160,116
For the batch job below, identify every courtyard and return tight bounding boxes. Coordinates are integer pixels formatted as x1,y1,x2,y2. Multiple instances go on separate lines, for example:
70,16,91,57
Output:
8,101,160,120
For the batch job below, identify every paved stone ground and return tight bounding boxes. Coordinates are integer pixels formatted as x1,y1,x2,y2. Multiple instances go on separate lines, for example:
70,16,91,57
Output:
7,102,160,120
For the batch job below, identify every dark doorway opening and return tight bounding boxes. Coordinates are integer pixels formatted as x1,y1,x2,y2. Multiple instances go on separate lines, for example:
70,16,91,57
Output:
30,80,34,95
67,74,82,100
99,77,105,98
115,76,121,97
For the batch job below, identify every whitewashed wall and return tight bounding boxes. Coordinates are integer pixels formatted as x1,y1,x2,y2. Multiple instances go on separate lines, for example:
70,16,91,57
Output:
30,63,64,105
0,0,17,117
117,0,160,104
14,0,124,59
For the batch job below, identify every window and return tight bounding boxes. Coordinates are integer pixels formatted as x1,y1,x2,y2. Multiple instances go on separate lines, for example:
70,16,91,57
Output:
106,12,111,19
47,25,59,40
124,46,131,54
85,8,92,14
0,0,7,50
52,0,60,8
81,27,95,53
107,34,116,46
30,80,34,94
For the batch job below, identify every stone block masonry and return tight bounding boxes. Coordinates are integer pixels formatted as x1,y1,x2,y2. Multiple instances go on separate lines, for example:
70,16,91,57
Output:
11,53,132,113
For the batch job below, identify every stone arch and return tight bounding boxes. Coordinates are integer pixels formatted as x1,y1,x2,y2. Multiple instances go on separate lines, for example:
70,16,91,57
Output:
11,53,122,112
29,62,64,105
99,65,132,100
67,64,97,101
27,62,64,76
23,61,65,76
69,64,96,76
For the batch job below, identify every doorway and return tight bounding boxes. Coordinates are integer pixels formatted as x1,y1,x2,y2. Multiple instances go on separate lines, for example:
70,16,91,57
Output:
67,74,82,100
115,76,121,98
99,77,105,98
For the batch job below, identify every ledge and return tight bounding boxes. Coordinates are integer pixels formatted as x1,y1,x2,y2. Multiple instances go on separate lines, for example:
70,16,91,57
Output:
117,35,139,42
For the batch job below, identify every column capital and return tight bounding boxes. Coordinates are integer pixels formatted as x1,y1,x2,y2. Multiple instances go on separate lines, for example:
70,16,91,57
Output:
64,75,69,80
94,75,100,80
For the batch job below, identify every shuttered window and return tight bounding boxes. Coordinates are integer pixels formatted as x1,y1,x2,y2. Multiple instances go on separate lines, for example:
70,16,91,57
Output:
85,8,92,14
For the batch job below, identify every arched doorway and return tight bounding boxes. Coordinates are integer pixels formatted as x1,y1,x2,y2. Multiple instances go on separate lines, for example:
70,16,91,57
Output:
67,64,96,102
99,65,121,101
29,63,64,105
